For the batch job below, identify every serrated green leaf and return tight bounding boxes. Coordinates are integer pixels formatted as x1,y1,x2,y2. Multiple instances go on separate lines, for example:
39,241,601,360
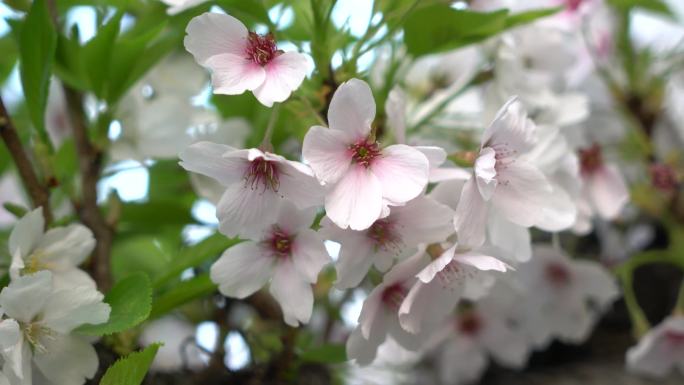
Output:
299,343,347,364
16,0,57,136
77,273,152,336
150,273,216,318
100,343,161,385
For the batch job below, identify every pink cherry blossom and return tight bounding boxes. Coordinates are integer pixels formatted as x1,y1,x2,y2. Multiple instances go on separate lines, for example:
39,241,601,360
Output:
179,142,323,238
321,195,454,289
184,13,309,107
627,315,684,378
577,143,629,220
209,203,330,327
302,79,430,230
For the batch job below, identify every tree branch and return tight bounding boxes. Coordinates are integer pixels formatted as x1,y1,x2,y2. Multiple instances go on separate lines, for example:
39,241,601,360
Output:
0,96,53,225
63,85,114,291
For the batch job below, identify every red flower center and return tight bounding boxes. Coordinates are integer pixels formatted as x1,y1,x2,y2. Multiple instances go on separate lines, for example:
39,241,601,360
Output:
545,262,572,288
649,163,678,192
579,143,603,175
245,32,281,66
244,157,280,192
665,330,684,346
367,219,401,252
458,311,483,336
381,283,407,311
565,0,583,12
267,226,293,258
349,140,381,168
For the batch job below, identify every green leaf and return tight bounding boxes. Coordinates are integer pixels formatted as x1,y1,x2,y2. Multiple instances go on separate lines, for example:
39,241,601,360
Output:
112,236,174,283
0,36,18,85
150,273,216,318
505,6,563,28
608,0,674,17
77,273,152,336
82,12,122,98
299,343,347,364
16,0,57,136
53,139,78,181
100,343,161,385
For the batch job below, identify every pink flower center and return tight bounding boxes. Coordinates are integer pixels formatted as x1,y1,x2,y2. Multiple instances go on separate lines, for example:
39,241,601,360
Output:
266,226,293,258
579,144,603,175
564,0,583,12
245,32,281,66
458,311,483,336
437,260,470,288
665,330,684,346
367,219,402,252
544,262,572,288
349,140,381,168
244,157,280,192
381,283,408,311
649,163,678,192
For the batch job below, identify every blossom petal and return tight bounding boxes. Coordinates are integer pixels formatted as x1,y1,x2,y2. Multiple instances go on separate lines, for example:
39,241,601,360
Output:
392,196,454,246
269,260,313,326
216,183,281,239
487,214,532,263
385,87,406,143
179,142,245,186
333,231,375,289
572,260,619,308
184,12,248,65
33,335,99,385
8,207,44,258
205,53,266,94
454,178,489,248
41,285,110,333
482,96,536,153
302,125,353,184
372,144,429,205
416,245,457,283
291,229,330,283
474,147,497,201
276,160,325,208
210,242,274,298
253,52,308,107
36,224,95,268
327,79,375,138
454,252,509,272
346,327,380,366
325,166,383,230
586,164,629,220
399,280,459,334
491,162,552,228
0,271,52,323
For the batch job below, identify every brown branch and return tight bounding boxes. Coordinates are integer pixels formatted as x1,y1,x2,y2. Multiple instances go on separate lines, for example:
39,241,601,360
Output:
63,86,114,291
0,96,53,225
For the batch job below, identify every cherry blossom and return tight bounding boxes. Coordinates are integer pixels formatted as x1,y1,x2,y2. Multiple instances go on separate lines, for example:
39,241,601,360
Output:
626,315,684,378
302,79,430,230
0,271,110,385
179,142,323,238
576,143,629,221
321,195,454,289
209,203,329,327
184,13,309,107
8,207,96,289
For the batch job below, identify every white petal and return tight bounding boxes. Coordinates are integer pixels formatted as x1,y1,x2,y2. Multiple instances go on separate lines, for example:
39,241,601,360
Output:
51,268,97,290
481,318,530,368
0,271,52,323
0,319,20,350
8,207,44,258
327,78,375,139
216,183,281,239
205,53,266,94
429,167,471,183
33,335,99,385
291,229,330,283
429,178,466,209
474,147,497,201
491,162,553,228
416,146,447,169
572,260,619,308
399,280,459,334
179,142,245,186
416,245,456,283
269,260,313,326
274,202,317,234
332,230,374,289
482,96,536,154
455,252,509,272
325,166,383,231
385,87,406,143
302,125,353,184
346,327,379,366
487,214,532,263
36,224,95,268
586,164,629,220
454,178,489,248
252,52,308,107
392,196,455,246
372,144,429,205
276,159,324,208
210,242,274,299
184,12,248,65
42,285,110,333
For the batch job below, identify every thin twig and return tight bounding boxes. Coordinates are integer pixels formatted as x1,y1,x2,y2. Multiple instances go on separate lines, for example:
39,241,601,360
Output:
0,97,53,225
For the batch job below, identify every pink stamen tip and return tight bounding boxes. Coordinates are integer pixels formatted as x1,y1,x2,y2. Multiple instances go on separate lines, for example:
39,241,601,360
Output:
348,139,381,168
545,262,572,288
381,283,407,311
244,157,280,192
245,32,281,66
267,225,293,258
579,143,603,175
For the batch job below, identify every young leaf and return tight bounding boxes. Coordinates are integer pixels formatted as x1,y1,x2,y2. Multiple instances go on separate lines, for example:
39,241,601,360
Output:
17,0,57,136
77,272,152,336
0,36,18,85
82,12,122,98
100,343,161,385
150,273,217,318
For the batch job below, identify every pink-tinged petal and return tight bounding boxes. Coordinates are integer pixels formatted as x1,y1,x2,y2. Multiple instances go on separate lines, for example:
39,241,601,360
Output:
358,288,390,340
416,145,447,168
252,52,308,107
216,184,281,239
627,316,684,378
571,260,618,308
8,207,44,257
454,178,489,248
481,319,530,368
399,280,460,334
346,327,381,366
184,12,248,65
491,162,552,228
482,96,536,153
179,141,246,186
487,214,531,263
274,203,317,234
302,125,353,184
327,79,375,139
269,260,313,326
392,196,455,246
385,87,407,143
416,245,457,283
534,183,577,231
454,252,509,272
325,166,383,231
429,178,466,209
277,160,325,208
429,167,471,183
205,53,266,94
586,164,629,220
474,147,497,201
372,144,429,204
210,242,274,299
291,229,330,283
332,231,374,289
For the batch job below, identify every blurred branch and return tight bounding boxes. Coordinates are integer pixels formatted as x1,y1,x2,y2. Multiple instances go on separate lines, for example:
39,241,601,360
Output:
63,85,114,291
0,96,53,226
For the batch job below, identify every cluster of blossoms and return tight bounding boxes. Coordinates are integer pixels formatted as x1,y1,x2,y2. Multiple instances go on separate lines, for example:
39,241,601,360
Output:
0,209,110,384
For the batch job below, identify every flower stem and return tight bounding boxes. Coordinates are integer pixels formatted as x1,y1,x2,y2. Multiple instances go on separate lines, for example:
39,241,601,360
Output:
619,269,650,338
261,103,280,151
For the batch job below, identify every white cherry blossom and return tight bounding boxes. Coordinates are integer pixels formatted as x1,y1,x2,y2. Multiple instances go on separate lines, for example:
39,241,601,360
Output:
626,315,684,378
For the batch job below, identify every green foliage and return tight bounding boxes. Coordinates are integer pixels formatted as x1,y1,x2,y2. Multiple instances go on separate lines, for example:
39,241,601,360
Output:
150,273,217,318
100,343,161,385
77,273,152,336
0,35,18,85
299,344,347,364
111,236,174,283
607,0,674,17
403,5,561,57
15,0,57,139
